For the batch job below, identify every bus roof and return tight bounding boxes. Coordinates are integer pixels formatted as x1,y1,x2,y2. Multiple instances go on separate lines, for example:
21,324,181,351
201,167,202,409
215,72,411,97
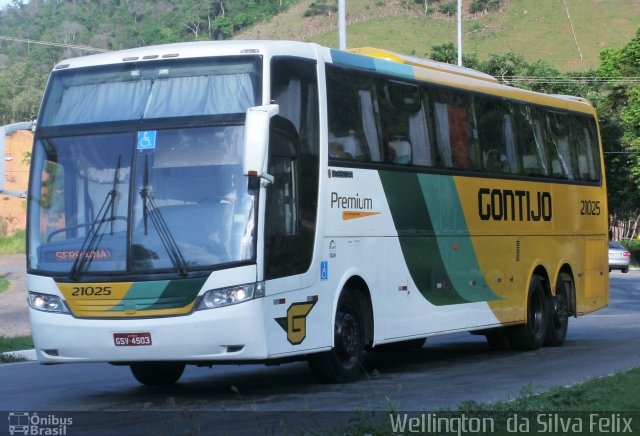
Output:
52,40,321,70
51,40,596,116
347,47,499,84
332,46,596,115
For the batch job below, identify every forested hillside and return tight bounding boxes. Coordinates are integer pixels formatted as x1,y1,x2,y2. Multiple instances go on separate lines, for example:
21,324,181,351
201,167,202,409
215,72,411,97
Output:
0,0,294,65
0,0,296,123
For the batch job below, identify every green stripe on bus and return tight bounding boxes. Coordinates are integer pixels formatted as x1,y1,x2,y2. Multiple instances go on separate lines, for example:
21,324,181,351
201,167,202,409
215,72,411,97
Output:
417,174,499,303
379,171,499,305
109,278,205,312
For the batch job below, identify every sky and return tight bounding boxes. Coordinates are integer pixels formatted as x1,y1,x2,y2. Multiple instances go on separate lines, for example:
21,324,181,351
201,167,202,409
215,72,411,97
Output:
0,0,20,10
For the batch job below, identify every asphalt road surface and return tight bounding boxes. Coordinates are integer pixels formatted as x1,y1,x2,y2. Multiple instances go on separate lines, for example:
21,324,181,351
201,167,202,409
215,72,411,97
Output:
1,271,639,434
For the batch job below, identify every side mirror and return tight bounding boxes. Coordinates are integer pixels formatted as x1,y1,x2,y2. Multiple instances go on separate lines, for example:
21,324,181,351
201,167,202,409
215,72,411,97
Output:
243,104,279,182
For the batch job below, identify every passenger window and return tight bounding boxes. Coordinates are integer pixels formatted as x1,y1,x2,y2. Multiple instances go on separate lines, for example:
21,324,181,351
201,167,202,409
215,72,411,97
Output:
545,112,574,179
381,81,424,165
326,66,382,162
570,116,600,182
433,90,477,170
476,99,511,174
512,104,549,176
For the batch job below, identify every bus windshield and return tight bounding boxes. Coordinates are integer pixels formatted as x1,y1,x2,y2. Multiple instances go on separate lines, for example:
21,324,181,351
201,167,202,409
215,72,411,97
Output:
39,56,260,126
28,57,262,277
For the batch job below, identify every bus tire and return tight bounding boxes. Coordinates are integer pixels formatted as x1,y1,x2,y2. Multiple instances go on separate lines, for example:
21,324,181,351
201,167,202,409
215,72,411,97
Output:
508,275,548,350
130,362,185,386
308,291,364,383
545,272,571,347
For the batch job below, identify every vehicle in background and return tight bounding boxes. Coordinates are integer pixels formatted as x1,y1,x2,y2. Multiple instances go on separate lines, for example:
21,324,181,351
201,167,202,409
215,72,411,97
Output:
609,241,631,273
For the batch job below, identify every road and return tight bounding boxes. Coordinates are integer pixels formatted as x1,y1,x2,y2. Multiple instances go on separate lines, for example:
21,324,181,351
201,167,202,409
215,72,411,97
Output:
0,272,639,434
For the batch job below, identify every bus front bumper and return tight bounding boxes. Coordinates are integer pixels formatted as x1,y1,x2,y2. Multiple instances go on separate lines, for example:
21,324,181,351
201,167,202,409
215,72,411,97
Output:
29,298,268,363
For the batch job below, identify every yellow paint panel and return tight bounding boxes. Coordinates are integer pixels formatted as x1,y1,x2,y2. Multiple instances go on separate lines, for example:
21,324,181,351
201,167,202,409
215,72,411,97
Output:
58,282,133,316
56,281,196,318
453,177,608,321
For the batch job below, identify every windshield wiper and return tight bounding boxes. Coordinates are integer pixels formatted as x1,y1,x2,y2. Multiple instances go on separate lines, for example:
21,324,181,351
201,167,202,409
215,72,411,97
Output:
139,155,188,277
69,156,122,281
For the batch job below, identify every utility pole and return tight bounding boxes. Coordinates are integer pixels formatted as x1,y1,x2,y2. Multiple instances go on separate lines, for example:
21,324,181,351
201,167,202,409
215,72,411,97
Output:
457,0,462,66
338,0,346,50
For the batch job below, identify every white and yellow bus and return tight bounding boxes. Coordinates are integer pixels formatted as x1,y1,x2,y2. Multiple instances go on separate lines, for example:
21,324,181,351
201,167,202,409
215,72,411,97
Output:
27,41,608,385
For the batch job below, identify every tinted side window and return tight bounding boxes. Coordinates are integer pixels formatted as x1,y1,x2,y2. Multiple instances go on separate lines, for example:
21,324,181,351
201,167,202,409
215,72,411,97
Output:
570,116,600,182
432,90,480,170
326,65,383,162
266,58,319,279
379,81,435,166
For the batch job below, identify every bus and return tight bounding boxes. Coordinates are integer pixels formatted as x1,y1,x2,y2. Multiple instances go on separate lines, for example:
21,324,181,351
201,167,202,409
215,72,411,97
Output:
27,41,608,385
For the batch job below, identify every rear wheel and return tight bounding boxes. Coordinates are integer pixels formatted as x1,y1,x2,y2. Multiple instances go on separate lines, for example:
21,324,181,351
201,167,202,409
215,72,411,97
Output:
308,291,364,383
622,267,629,273
545,272,571,347
508,275,548,350
130,362,185,386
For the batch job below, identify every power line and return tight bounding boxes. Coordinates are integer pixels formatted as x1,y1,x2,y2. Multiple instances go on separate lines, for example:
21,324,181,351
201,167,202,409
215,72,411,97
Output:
499,76,640,85
0,35,108,53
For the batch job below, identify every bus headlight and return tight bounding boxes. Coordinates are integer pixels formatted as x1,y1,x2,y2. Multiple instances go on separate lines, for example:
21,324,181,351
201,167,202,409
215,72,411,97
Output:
196,282,264,310
28,293,69,314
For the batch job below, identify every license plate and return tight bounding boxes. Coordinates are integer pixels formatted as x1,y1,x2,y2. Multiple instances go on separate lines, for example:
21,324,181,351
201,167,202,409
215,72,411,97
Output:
113,332,152,346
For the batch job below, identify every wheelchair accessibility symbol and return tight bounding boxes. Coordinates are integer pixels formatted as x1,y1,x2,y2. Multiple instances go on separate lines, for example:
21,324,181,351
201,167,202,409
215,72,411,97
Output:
137,131,157,150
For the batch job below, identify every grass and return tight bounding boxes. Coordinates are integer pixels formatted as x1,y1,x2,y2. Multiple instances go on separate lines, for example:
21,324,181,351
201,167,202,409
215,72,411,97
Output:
0,229,22,299
328,368,640,434
0,229,26,255
0,335,33,363
238,0,640,71
460,368,640,411
0,335,33,353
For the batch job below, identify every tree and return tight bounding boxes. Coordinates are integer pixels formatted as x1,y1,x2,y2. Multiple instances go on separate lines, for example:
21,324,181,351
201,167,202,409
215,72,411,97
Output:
0,62,47,123
597,28,640,238
428,42,480,68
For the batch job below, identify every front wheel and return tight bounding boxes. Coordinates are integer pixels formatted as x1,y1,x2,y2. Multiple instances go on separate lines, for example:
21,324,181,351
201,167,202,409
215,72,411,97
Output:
508,275,548,350
308,291,364,383
130,362,185,386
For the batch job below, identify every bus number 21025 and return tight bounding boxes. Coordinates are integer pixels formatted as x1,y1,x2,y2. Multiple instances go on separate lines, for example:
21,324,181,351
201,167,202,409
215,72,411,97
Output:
580,200,601,216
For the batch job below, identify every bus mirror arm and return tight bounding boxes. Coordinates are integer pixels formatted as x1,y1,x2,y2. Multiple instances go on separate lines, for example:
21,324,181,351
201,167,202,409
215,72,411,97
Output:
243,104,279,181
261,173,274,185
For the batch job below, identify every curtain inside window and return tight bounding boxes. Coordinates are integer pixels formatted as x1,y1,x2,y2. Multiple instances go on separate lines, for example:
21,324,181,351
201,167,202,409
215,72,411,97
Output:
359,90,381,162
53,80,153,125
51,73,254,125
